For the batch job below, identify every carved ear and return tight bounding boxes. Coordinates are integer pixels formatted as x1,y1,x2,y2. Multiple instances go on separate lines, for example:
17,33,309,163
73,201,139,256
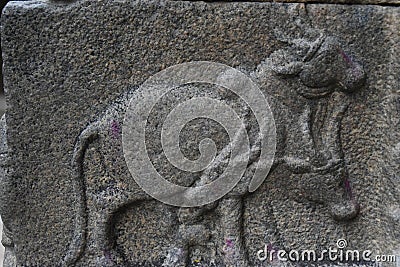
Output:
269,49,304,76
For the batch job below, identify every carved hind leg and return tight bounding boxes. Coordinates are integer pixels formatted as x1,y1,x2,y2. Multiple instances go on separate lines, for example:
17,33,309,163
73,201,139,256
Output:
86,196,126,266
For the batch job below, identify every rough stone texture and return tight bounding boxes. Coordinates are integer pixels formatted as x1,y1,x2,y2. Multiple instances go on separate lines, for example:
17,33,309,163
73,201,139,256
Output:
181,0,400,5
0,216,3,267
279,0,400,4
0,0,399,266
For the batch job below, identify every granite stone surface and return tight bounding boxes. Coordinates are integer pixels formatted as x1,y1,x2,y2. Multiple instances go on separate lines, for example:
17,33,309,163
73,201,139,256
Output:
0,0,399,266
0,216,4,267
178,0,400,5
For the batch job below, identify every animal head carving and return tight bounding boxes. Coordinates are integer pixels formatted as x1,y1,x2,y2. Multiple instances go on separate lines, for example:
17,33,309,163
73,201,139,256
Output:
270,31,366,99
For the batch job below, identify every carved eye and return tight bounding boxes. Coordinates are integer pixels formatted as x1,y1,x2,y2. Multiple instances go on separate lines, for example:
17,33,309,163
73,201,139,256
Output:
269,49,304,76
299,52,338,89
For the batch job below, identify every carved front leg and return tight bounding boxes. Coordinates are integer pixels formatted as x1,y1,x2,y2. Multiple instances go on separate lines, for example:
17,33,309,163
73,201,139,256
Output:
217,197,248,267
320,91,360,220
173,204,217,266
295,92,359,221
282,92,360,221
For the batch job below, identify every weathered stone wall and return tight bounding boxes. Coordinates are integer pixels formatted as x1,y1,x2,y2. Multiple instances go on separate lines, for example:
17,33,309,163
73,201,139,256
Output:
0,216,4,267
0,0,398,266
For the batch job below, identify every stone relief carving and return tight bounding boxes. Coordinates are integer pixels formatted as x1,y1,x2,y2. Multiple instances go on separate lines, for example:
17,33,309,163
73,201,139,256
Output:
62,29,367,266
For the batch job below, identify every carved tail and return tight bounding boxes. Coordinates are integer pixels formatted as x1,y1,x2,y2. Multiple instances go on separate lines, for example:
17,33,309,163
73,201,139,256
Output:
61,123,100,266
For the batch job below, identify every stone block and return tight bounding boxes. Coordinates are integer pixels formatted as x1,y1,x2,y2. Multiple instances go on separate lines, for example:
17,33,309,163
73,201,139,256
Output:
0,0,398,266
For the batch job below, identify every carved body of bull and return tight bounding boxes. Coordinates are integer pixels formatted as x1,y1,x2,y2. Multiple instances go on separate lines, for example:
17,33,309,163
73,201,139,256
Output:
63,32,366,266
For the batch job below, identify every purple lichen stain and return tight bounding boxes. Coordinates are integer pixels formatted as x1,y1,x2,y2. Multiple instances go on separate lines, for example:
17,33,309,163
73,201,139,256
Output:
223,238,235,256
225,238,234,249
338,48,364,80
344,178,361,215
338,48,353,66
344,178,354,200
267,243,279,262
110,120,121,139
103,250,113,264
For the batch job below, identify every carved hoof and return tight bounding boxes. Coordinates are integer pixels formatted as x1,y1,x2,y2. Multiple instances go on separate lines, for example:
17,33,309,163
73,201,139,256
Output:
179,224,211,246
95,249,124,267
163,247,188,267
330,200,360,221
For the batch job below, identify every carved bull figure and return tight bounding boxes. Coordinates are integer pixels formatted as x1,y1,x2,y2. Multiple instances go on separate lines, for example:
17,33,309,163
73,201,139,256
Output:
63,30,366,266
